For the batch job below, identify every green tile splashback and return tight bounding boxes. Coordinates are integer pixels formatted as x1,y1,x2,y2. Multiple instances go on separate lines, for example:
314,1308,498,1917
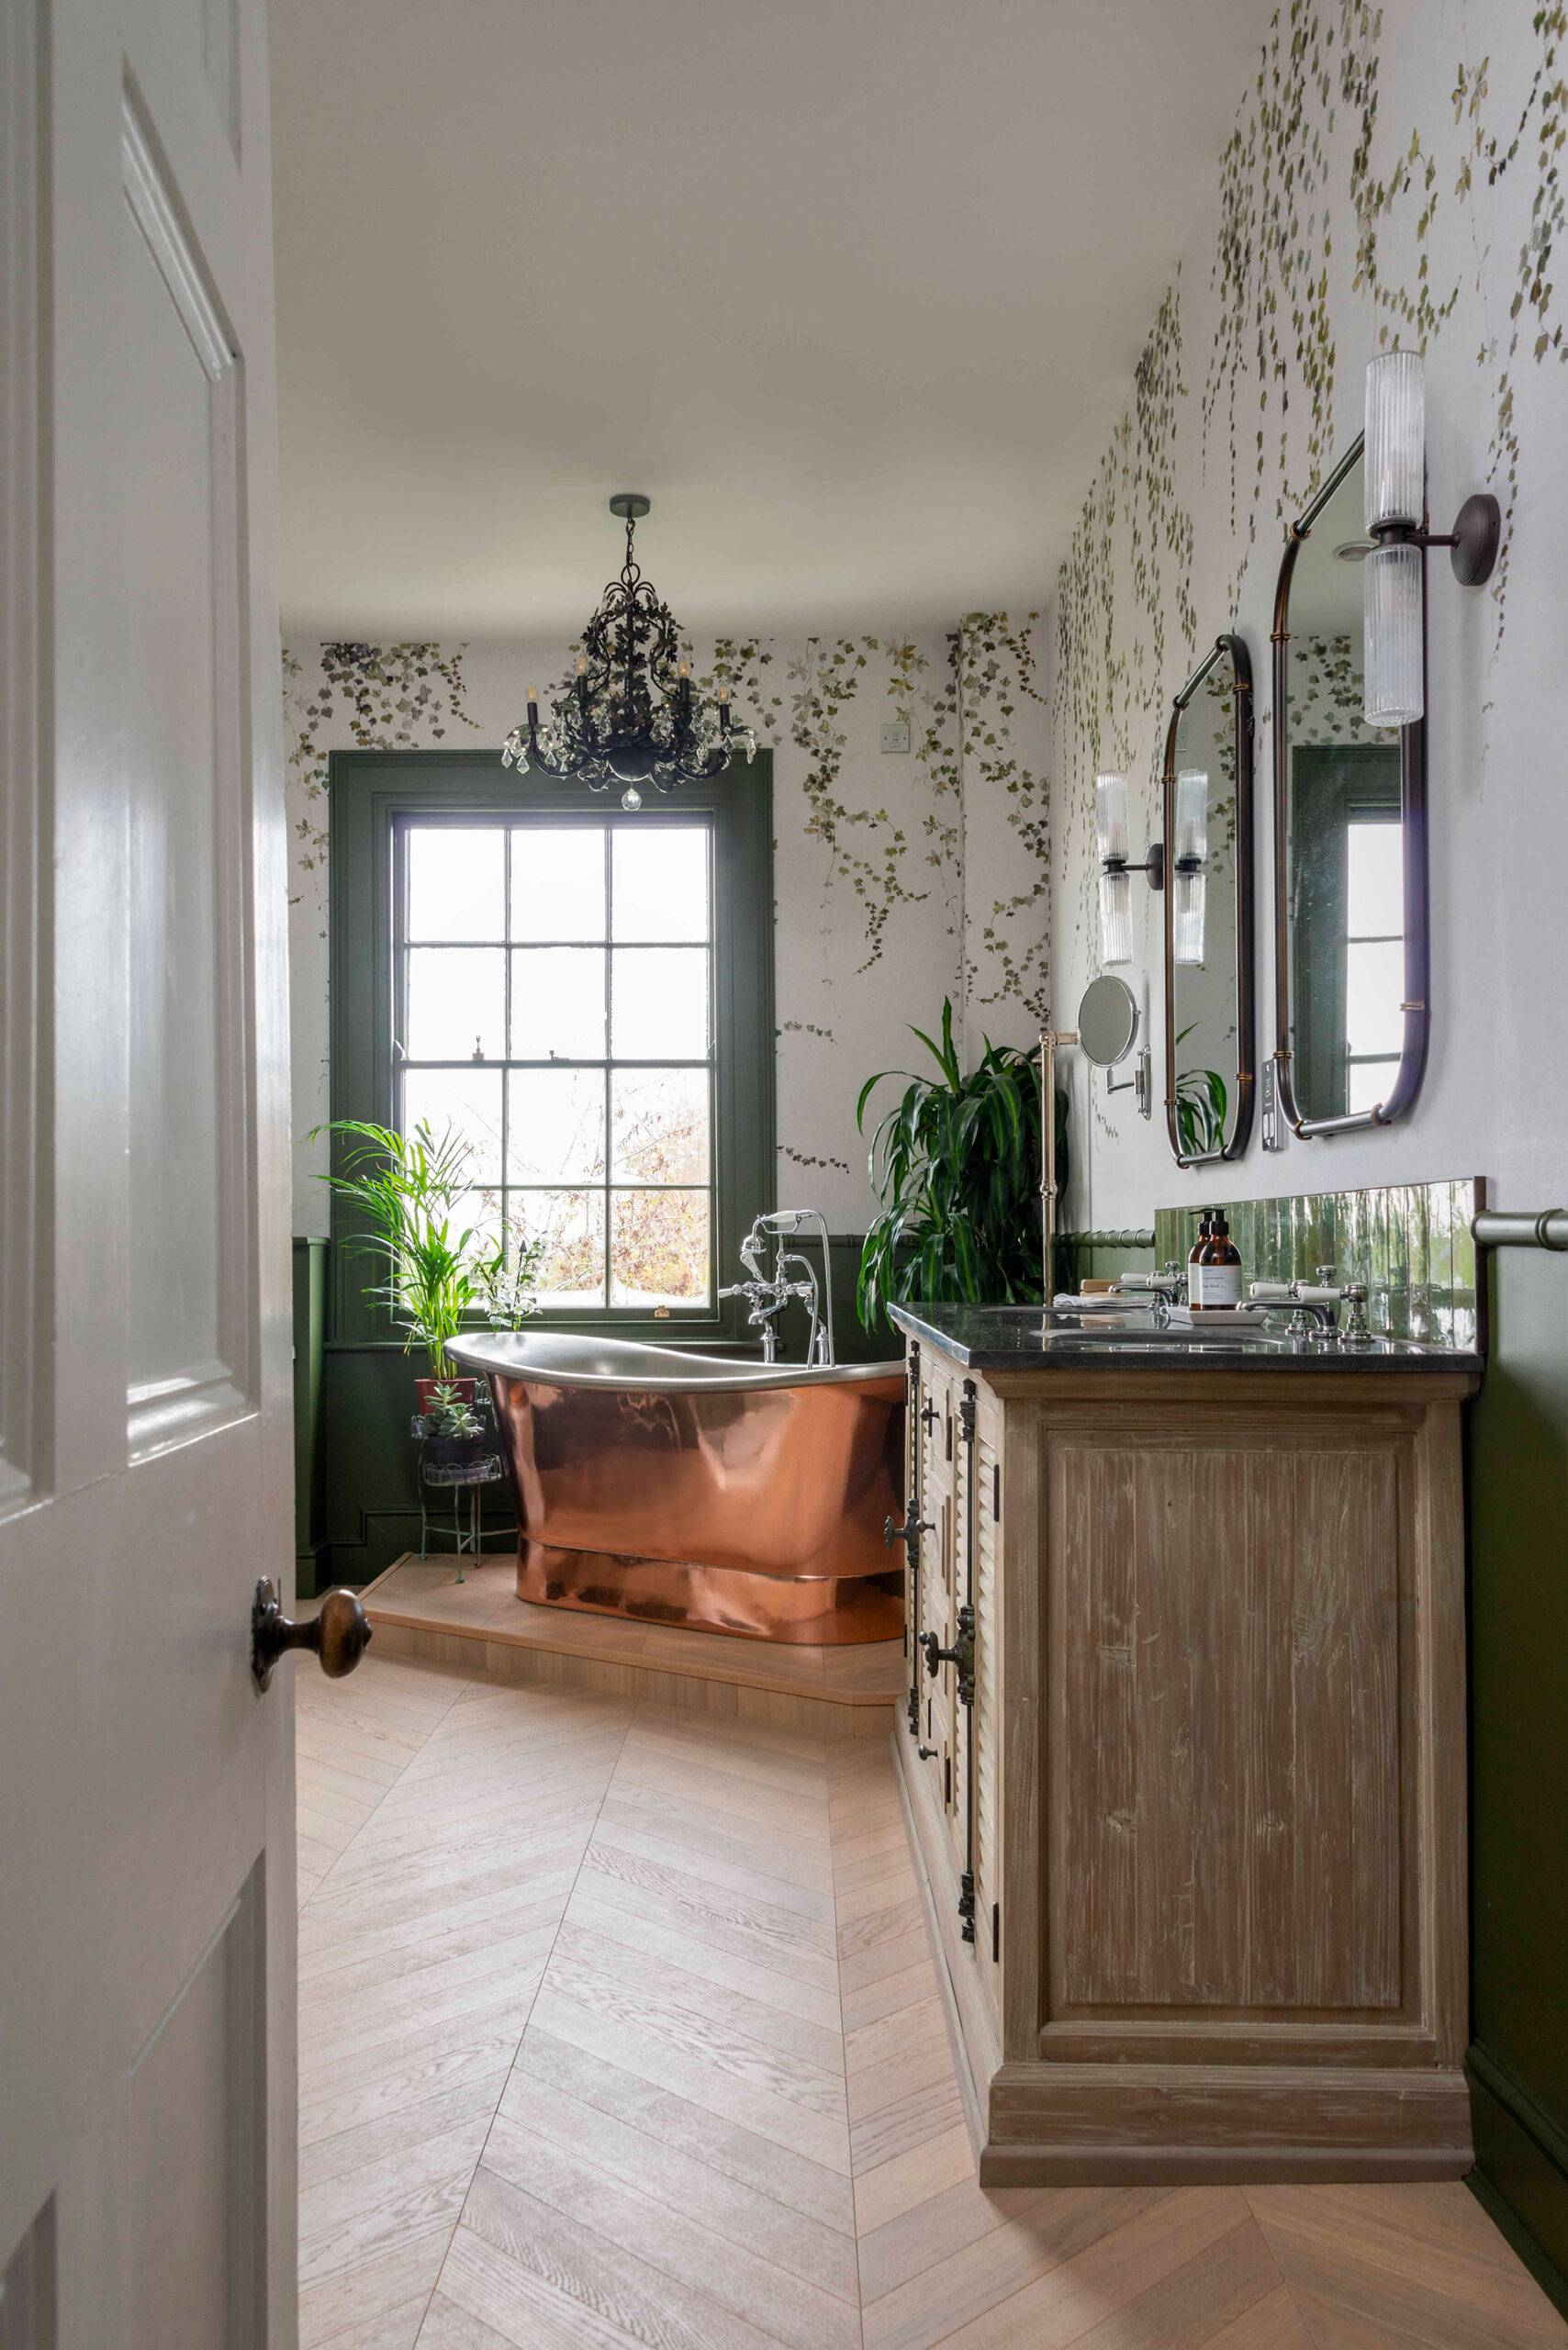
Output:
1152,1180,1484,1351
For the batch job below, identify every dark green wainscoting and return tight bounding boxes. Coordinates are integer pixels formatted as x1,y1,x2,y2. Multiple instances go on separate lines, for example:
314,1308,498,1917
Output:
293,1237,329,1589
1466,1244,1568,2311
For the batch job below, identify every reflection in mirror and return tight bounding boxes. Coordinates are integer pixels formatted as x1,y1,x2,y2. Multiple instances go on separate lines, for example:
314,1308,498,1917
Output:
1077,973,1138,1068
1169,678,1238,1158
1282,444,1408,1125
1160,634,1254,1167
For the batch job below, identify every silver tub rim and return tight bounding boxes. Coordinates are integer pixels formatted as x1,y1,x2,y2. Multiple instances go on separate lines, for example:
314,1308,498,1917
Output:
449,1329,903,1395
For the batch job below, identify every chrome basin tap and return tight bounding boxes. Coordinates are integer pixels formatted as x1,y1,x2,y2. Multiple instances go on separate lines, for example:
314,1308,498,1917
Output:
1249,1270,1374,1348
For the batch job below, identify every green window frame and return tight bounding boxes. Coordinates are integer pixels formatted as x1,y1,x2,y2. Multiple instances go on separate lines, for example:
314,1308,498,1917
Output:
327,748,775,1348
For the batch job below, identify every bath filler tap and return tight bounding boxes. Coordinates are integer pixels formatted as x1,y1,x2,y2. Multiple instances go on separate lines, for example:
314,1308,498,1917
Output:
720,1209,836,1365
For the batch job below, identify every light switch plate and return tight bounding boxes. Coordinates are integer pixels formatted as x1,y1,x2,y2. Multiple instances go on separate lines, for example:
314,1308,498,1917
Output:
880,720,910,754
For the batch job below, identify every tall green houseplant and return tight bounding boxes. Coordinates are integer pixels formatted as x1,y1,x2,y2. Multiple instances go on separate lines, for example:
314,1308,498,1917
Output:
856,1001,1067,1330
314,1118,482,1381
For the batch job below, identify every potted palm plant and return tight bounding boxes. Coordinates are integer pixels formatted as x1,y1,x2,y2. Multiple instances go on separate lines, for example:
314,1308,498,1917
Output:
313,1117,483,1404
856,999,1068,1329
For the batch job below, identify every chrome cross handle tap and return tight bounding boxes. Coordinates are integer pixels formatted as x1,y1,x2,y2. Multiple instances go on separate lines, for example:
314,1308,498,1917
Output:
722,1209,836,1364
1249,1273,1373,1348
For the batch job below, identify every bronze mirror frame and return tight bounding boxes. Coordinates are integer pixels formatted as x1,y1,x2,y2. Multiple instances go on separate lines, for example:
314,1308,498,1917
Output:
1271,431,1429,1137
1160,632,1256,1168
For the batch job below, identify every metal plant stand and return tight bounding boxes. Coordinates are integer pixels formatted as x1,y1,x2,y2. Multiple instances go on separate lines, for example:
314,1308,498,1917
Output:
415,1450,510,1581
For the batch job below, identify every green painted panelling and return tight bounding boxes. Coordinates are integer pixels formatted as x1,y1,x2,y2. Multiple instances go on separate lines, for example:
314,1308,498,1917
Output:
1153,1179,1481,1348
1467,1247,1568,2292
293,1237,329,1590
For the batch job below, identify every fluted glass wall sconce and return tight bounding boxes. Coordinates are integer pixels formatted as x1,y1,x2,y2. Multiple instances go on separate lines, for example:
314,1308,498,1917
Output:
1095,770,1164,967
1171,767,1208,966
1362,348,1500,726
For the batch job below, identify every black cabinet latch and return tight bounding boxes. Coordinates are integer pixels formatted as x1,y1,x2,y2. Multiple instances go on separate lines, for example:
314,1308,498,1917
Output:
919,1604,975,1707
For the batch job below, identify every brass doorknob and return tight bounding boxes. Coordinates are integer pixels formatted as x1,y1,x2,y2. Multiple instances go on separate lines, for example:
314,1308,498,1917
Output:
252,1579,372,1692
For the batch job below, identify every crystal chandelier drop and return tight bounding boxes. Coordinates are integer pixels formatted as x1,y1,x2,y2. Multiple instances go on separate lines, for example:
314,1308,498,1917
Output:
503,494,756,808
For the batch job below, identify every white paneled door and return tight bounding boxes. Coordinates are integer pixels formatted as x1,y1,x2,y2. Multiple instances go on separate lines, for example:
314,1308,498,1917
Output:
0,0,301,2340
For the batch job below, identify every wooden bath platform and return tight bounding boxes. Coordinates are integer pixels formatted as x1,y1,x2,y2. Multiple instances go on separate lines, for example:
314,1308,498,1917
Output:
356,1554,903,1741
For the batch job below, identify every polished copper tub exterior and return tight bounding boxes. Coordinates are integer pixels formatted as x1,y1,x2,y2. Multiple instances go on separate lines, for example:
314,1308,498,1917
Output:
449,1333,906,1644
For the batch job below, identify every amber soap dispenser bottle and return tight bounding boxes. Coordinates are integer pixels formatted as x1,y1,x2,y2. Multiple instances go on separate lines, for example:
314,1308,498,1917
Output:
1196,1208,1243,1310
1187,1208,1214,1307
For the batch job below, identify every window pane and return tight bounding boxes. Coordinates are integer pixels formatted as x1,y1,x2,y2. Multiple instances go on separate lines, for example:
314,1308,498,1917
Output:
611,947,709,1059
510,946,607,1060
406,947,505,1061
506,1068,605,1183
510,826,605,941
1350,1058,1398,1113
510,1190,606,1307
612,825,710,942
611,1068,711,1182
1346,939,1404,1058
407,826,504,940
1347,820,1403,936
610,1189,711,1305
458,1186,506,1263
401,1067,503,1185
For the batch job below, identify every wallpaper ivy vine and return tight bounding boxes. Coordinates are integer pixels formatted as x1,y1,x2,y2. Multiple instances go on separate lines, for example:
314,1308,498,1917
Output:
1050,0,1568,1229
284,620,1048,1234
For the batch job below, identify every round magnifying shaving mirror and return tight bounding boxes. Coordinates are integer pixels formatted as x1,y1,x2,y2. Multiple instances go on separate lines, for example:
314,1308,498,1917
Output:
1077,974,1139,1068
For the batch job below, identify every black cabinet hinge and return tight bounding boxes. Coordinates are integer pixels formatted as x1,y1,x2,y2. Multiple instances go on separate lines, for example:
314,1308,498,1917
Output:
958,1870,976,1944
991,1901,1000,1963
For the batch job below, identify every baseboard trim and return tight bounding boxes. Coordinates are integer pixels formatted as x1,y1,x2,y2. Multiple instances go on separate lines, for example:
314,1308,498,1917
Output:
978,2142,1476,2187
1466,2041,1568,2321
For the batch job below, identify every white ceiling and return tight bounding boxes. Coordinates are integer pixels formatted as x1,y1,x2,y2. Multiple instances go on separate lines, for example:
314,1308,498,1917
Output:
270,0,1279,639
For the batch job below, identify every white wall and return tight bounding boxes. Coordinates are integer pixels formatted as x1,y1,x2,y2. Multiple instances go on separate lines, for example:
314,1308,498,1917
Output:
284,621,1049,1236
1049,0,1568,1232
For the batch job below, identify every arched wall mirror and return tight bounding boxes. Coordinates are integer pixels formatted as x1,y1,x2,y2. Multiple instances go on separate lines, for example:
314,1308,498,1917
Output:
1160,632,1255,1168
1272,433,1428,1136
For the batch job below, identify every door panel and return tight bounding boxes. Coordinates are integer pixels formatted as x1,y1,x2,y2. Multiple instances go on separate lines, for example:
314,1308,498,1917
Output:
0,0,295,2339
129,1867,263,2349
122,97,252,1457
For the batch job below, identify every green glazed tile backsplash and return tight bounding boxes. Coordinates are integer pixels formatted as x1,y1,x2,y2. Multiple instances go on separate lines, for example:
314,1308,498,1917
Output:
1152,1180,1483,1351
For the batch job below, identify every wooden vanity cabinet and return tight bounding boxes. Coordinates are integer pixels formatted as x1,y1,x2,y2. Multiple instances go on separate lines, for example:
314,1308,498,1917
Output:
895,1338,1479,2184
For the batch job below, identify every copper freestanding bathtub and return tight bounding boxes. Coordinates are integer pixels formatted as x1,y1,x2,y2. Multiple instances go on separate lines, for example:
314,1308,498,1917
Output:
449,1333,906,1644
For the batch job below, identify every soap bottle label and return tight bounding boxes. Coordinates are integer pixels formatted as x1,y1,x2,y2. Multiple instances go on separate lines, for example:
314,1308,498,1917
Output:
1197,1261,1243,1308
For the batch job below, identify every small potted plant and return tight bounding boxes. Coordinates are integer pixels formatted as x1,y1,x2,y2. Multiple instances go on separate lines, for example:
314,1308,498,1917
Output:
419,1382,488,1469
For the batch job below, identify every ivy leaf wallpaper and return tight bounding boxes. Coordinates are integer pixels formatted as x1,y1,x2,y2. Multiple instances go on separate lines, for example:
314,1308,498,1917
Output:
285,1,1568,1246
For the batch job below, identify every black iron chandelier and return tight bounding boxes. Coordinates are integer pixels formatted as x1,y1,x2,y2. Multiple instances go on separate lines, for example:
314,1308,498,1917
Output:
503,493,755,811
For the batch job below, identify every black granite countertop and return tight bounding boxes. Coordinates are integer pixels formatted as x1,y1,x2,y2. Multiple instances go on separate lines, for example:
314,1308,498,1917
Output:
889,1301,1483,1374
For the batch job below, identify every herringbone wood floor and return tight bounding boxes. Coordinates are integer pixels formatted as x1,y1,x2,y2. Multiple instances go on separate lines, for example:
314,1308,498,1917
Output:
296,1651,1568,2350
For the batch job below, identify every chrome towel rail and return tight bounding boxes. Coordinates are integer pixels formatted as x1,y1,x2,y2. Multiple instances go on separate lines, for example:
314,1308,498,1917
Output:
1059,1226,1157,1248
1473,1210,1568,1252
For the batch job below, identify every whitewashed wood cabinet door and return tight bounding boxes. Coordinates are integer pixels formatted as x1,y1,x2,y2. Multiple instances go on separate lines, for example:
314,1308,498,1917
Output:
0,0,298,2339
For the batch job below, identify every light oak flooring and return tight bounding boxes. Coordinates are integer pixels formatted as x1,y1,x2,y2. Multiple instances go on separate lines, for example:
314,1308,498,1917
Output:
297,1650,1568,2350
